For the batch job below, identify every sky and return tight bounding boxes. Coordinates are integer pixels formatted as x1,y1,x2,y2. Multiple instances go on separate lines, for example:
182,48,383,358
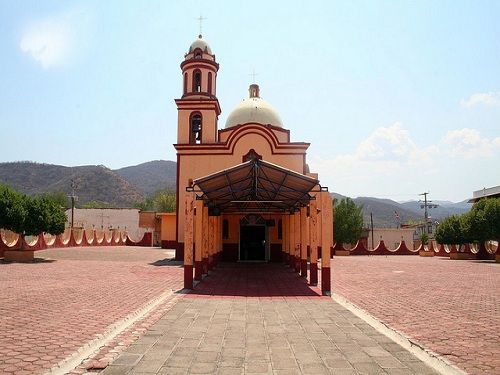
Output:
0,0,499,203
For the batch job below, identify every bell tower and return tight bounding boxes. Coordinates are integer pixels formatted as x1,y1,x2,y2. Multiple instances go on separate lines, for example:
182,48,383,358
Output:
175,35,221,145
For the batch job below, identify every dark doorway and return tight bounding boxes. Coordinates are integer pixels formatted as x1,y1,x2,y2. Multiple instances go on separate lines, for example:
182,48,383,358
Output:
240,226,266,261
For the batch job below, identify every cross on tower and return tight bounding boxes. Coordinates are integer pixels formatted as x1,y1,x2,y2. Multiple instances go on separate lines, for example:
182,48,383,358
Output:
196,15,207,36
249,69,258,83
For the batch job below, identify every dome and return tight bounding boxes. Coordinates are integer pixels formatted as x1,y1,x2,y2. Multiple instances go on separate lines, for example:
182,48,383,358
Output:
225,84,283,129
189,35,212,54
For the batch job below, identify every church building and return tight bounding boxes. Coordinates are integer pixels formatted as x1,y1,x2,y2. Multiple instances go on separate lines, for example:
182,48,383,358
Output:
172,35,334,294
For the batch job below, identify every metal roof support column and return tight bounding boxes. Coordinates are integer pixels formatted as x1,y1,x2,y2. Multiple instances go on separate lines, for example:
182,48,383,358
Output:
309,198,318,286
300,206,308,278
321,192,332,295
184,192,195,289
194,199,204,281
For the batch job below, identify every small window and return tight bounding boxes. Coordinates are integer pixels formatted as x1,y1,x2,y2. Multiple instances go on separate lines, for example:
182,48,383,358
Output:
193,70,201,92
183,73,187,95
190,114,202,144
222,219,229,240
278,219,283,240
208,72,212,94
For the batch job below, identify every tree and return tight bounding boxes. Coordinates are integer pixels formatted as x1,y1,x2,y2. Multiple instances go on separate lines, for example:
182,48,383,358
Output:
134,188,176,213
333,198,363,245
39,191,69,209
154,189,176,213
0,184,27,234
0,185,66,237
435,215,465,244
82,200,103,209
462,198,500,242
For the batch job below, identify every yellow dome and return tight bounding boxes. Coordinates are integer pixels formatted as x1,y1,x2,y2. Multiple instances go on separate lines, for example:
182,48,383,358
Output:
225,84,283,129
189,35,212,54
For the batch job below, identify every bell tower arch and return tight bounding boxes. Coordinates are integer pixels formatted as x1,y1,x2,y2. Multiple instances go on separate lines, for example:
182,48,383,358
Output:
175,35,221,145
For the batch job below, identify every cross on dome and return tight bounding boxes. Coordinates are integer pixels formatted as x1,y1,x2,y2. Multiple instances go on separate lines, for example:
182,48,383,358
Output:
196,15,206,37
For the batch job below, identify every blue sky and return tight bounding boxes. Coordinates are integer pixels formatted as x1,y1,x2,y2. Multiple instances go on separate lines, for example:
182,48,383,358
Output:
0,0,499,202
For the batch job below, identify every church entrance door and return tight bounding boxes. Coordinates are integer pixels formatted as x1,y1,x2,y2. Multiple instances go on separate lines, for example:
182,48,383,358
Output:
240,225,266,261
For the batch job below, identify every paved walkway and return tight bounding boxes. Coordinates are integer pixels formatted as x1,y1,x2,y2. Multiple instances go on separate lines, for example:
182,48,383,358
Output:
330,256,500,375
104,264,438,375
0,247,183,375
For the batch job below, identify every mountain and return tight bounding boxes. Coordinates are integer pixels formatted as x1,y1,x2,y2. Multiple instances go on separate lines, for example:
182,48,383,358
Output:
354,197,422,228
0,160,471,220
0,162,146,207
115,160,177,196
399,200,471,220
331,195,471,228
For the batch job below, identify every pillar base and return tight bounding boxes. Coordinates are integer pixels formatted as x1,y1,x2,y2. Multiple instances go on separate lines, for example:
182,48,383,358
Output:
310,262,318,285
294,256,301,273
300,259,307,277
184,264,193,289
194,261,203,281
321,267,331,295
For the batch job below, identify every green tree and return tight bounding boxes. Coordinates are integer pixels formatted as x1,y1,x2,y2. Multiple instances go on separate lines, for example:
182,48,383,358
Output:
462,198,500,242
25,195,66,235
39,191,69,209
0,184,27,234
420,232,429,246
82,200,103,209
435,215,465,244
0,185,66,236
134,188,176,213
154,189,176,212
333,198,363,245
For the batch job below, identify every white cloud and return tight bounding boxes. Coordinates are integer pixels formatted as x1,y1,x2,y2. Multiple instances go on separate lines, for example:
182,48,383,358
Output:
461,92,500,108
443,128,500,158
20,8,92,69
309,124,498,198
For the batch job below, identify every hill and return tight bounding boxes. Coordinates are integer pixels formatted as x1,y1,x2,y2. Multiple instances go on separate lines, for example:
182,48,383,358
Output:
115,160,176,196
0,161,470,221
331,195,470,228
399,200,471,220
0,162,144,207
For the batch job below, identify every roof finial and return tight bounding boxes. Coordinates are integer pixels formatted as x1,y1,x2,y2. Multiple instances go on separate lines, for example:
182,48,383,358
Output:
249,68,258,84
196,15,206,37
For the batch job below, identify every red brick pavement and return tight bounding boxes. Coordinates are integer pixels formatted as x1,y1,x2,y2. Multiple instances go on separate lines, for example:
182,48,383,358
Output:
329,256,500,375
0,247,183,375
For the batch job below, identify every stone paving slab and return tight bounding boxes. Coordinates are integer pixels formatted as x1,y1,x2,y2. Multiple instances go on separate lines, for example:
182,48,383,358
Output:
104,264,438,375
329,256,500,375
0,247,183,375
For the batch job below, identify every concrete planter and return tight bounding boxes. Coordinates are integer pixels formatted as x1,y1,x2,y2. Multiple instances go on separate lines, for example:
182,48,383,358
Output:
419,250,435,257
4,250,35,262
335,250,350,256
450,252,474,260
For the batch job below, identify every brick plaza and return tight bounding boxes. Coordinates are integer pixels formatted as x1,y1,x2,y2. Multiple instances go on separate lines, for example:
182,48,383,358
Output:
0,247,498,374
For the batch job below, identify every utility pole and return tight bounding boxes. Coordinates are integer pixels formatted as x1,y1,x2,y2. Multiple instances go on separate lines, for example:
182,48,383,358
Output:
370,212,374,250
418,192,438,223
68,179,78,228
